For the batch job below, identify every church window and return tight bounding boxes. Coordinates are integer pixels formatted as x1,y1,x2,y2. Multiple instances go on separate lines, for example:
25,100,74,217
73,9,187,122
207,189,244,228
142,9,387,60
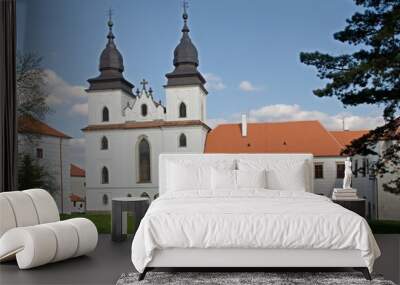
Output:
179,102,187,118
138,138,151,183
141,192,150,199
102,107,109,122
141,104,148,117
102,194,108,205
101,166,109,184
101,136,108,150
179,133,187,148
314,163,323,179
336,163,345,179
154,193,159,200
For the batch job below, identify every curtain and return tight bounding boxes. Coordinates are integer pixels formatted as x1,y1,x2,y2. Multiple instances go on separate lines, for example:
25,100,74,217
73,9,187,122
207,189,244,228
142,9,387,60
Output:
0,0,17,192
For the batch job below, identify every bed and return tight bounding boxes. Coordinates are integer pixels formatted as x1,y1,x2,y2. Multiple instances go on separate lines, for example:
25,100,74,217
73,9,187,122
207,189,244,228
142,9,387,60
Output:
131,153,380,280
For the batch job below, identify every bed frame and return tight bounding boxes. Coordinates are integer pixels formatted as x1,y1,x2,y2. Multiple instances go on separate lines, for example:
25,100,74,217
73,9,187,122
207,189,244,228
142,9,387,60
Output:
138,154,372,281
140,248,371,280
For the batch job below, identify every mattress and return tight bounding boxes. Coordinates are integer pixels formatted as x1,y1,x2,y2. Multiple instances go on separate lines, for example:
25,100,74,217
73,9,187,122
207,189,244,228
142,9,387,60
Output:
131,190,380,273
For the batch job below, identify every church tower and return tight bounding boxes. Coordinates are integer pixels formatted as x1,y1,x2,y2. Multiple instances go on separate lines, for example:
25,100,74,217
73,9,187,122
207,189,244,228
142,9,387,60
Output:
165,5,207,122
86,13,134,125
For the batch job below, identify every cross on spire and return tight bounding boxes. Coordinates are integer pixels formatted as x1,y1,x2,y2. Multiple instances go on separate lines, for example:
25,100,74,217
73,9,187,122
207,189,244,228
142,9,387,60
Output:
140,79,148,90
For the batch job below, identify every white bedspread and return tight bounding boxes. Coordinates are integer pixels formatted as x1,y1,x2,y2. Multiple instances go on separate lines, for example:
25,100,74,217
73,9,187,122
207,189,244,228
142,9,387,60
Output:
131,190,380,273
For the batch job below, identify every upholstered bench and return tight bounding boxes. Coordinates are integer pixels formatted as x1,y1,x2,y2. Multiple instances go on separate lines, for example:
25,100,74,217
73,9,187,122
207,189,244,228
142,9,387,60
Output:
0,189,98,269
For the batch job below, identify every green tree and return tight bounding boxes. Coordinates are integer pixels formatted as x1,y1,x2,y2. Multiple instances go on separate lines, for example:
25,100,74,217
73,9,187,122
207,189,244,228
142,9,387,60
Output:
300,0,400,194
17,154,56,194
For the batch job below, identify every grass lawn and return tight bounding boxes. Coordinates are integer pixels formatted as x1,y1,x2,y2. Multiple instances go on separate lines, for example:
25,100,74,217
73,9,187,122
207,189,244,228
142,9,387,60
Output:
60,213,136,234
368,220,400,234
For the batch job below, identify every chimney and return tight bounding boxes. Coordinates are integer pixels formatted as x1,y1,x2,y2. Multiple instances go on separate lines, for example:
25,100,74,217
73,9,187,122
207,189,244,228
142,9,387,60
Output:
241,114,247,137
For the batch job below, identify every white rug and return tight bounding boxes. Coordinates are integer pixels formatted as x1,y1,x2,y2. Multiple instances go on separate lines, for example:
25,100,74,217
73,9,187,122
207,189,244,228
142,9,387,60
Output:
116,271,395,285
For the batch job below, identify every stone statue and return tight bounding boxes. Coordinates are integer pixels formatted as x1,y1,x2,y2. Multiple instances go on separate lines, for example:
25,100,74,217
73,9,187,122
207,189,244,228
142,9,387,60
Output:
343,157,352,189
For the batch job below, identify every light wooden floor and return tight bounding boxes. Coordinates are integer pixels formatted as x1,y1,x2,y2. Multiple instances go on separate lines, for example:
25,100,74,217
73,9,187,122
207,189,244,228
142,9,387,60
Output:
0,234,398,285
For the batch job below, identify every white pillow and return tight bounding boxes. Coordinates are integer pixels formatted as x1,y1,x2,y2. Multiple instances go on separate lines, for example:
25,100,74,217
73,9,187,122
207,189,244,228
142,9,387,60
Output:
167,160,236,192
211,168,236,190
238,159,307,191
168,162,210,191
236,169,267,189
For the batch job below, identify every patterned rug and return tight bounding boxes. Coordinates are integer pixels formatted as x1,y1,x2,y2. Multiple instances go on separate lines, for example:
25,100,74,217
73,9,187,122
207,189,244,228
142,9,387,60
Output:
116,271,396,285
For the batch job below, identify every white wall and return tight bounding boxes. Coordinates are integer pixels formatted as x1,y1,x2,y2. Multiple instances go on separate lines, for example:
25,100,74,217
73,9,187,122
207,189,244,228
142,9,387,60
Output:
165,85,207,122
124,90,165,122
18,134,71,213
88,89,133,125
70,176,85,198
85,125,208,211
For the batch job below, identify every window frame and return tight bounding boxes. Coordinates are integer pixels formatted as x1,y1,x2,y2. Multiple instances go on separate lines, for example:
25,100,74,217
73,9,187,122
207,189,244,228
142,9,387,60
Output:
179,102,187,118
101,136,108,150
102,106,109,122
101,166,109,184
336,162,345,179
179,133,187,148
314,163,324,179
137,137,151,183
36,148,43,159
141,104,148,117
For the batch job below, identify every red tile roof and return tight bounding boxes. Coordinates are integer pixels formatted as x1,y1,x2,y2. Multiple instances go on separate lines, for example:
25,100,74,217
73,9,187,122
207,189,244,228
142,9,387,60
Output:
18,116,71,139
205,120,367,157
329,130,370,148
70,164,85,177
69,194,85,202
82,120,210,132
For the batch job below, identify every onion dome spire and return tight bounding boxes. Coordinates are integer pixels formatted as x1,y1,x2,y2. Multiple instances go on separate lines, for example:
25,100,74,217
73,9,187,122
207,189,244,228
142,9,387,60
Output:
88,9,134,95
165,2,206,91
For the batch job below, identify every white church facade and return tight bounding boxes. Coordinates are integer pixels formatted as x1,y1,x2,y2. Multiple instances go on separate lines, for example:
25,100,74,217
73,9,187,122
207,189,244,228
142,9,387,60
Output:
83,11,209,210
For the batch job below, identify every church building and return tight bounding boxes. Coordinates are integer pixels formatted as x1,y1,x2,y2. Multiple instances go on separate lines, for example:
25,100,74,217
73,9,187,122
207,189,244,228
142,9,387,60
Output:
83,10,210,210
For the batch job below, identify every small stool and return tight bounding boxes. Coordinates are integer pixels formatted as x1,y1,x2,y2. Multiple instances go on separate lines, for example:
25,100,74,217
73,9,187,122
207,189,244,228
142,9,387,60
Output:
111,197,150,242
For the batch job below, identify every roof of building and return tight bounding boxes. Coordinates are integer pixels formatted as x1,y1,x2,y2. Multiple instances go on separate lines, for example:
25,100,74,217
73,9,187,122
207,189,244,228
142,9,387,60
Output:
329,130,370,147
69,194,85,202
87,13,134,94
18,116,71,139
204,120,368,157
70,164,85,177
82,120,210,132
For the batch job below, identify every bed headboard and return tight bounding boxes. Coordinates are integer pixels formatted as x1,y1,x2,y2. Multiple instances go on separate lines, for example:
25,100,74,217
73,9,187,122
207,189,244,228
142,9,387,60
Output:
159,153,314,195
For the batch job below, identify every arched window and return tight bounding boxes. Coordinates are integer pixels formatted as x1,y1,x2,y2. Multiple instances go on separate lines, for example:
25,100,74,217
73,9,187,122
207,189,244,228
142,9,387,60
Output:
179,133,187,148
101,166,109,184
141,104,148,117
138,138,151,182
127,193,132,197
101,136,108,150
102,194,108,205
102,107,109,122
140,192,150,199
153,193,159,200
179,102,187,118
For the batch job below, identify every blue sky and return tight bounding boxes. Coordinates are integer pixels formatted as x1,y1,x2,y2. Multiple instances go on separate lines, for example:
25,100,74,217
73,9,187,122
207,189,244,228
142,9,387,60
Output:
17,0,384,166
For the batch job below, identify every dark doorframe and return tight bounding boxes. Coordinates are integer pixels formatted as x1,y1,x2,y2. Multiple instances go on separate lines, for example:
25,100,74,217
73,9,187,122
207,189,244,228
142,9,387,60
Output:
0,0,17,192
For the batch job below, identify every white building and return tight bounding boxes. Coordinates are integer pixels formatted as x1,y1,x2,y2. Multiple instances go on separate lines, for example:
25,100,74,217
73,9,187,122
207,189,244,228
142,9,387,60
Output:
18,116,72,213
205,119,379,218
84,11,209,210
70,164,86,213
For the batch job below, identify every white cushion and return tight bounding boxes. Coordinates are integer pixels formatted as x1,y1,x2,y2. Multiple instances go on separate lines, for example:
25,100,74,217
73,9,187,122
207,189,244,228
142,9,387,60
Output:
167,160,235,191
23,189,59,224
66,218,98,257
0,196,16,237
211,168,236,190
236,169,267,189
238,159,306,191
1,191,39,227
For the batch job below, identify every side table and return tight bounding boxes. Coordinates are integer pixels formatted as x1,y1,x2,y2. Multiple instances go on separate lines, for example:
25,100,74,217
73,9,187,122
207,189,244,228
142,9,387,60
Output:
112,197,150,242
332,198,366,218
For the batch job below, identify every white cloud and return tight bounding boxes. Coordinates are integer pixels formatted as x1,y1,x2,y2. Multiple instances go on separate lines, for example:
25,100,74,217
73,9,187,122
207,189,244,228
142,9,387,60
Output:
239,80,260,92
44,69,87,106
70,103,88,116
208,104,384,130
69,138,86,167
204,73,226,91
